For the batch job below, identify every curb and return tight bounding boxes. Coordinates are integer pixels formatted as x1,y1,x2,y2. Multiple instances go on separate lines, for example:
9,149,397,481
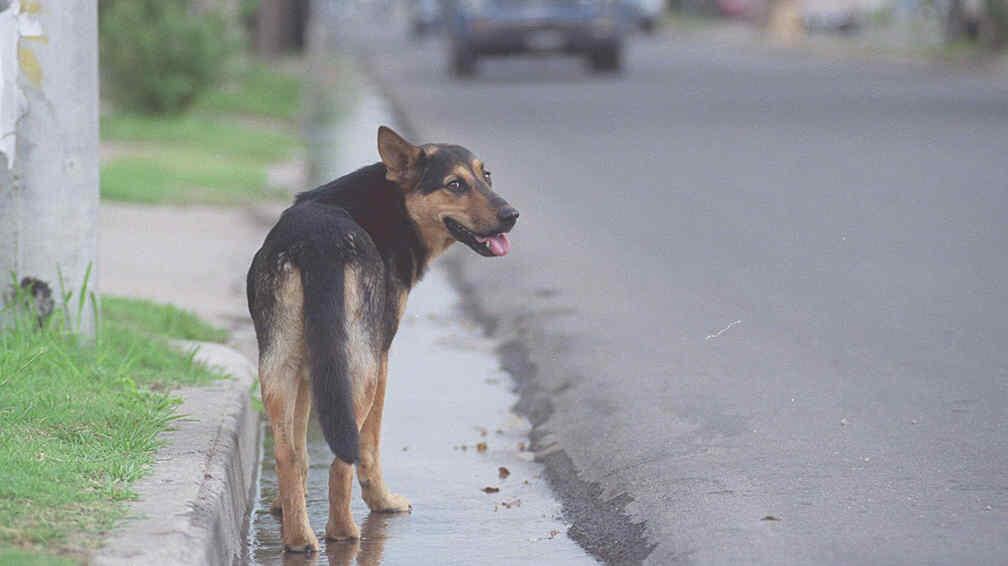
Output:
91,342,259,566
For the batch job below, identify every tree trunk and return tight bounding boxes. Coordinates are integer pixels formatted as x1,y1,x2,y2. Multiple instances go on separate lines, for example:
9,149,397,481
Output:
255,0,310,56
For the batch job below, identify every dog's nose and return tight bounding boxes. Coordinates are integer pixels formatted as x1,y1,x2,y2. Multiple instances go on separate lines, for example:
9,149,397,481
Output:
497,207,519,230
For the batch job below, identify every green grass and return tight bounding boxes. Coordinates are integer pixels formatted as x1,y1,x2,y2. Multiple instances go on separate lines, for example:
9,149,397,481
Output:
101,296,229,343
100,149,280,205
100,60,303,206
196,61,303,121
0,296,228,562
0,549,74,566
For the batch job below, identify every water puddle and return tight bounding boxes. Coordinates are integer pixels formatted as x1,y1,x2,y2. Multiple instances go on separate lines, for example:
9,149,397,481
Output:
245,266,595,565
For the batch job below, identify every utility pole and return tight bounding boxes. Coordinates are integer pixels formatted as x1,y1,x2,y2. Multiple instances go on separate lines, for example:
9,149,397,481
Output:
0,0,100,335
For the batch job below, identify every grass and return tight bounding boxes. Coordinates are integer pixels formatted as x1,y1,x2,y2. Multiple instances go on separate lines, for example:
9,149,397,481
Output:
100,59,303,206
101,296,228,343
0,295,228,563
197,61,303,121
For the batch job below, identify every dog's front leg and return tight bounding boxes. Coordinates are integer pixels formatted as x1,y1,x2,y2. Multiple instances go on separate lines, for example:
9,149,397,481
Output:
357,354,412,513
325,458,360,540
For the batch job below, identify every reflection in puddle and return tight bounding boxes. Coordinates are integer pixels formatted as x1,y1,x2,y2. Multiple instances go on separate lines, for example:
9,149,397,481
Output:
277,514,391,566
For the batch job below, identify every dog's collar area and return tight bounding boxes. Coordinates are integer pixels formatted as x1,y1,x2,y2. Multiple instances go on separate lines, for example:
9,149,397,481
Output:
443,217,511,257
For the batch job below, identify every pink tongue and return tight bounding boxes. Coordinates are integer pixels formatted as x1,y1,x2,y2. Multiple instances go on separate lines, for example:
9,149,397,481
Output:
486,233,511,256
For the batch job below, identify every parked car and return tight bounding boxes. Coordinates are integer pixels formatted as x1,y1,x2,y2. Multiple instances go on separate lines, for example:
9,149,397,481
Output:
444,0,627,76
624,0,664,32
411,0,443,38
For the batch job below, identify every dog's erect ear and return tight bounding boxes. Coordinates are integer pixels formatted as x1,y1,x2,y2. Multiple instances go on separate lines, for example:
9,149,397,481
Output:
378,126,423,180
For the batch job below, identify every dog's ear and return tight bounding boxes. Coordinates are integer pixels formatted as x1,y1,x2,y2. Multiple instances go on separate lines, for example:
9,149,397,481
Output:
378,126,424,183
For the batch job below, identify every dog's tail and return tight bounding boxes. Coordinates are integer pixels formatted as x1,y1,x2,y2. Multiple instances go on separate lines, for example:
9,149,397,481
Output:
300,257,359,464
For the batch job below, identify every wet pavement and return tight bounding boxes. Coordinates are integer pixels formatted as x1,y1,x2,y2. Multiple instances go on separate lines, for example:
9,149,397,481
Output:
246,265,596,565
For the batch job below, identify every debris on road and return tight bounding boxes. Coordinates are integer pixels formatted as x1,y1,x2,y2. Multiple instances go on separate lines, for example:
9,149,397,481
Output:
482,486,500,494
705,319,742,341
501,498,522,509
499,466,511,479
476,441,488,453
530,528,564,542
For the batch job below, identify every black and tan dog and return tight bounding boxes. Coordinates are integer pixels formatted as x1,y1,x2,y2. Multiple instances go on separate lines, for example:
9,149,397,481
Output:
246,126,518,552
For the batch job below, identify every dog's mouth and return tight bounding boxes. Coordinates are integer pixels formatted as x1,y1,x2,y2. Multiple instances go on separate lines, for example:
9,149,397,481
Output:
443,217,512,257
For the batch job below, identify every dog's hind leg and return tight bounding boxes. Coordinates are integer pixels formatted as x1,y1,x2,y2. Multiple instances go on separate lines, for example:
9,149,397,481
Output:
357,353,412,513
263,363,318,553
269,370,311,516
259,267,319,553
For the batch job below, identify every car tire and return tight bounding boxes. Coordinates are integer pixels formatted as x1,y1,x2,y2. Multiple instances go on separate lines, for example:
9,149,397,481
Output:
589,46,622,73
451,48,477,78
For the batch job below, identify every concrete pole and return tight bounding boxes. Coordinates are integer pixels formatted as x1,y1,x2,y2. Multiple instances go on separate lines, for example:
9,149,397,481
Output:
0,0,100,335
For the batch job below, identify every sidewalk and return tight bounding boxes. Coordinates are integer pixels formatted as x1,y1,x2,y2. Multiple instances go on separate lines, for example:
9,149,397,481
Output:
99,202,264,360
94,202,265,565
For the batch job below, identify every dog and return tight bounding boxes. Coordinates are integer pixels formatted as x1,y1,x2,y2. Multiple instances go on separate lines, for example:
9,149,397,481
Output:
246,126,518,553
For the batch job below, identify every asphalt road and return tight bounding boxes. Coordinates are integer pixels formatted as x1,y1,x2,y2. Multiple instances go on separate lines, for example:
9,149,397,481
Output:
338,16,1008,565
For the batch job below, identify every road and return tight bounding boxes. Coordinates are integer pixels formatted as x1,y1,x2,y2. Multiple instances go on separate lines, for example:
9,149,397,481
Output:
336,15,1008,565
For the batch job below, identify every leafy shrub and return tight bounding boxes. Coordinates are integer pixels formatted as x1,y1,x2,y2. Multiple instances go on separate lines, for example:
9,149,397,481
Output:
99,0,235,114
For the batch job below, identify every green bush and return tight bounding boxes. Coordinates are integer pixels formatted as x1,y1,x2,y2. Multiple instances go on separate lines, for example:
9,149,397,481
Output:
99,0,235,115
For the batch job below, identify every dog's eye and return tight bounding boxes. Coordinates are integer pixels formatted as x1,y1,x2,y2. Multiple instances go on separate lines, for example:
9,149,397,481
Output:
446,179,465,193
483,170,492,184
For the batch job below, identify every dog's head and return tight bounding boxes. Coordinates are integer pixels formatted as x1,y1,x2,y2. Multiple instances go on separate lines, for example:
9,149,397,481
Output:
378,125,519,258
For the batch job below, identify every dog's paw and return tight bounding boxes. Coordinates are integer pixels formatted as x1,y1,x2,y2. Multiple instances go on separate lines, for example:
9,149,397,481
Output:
325,519,361,541
282,528,320,554
371,492,412,513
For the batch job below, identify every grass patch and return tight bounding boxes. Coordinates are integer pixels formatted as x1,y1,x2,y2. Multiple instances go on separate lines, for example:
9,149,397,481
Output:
0,295,228,562
196,61,303,121
0,549,74,566
101,296,228,343
100,150,280,206
101,60,303,206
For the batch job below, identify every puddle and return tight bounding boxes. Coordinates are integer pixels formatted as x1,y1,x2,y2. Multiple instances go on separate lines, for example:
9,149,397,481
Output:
245,267,595,565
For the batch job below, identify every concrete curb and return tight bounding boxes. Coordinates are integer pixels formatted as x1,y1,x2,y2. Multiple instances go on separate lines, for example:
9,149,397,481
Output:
91,342,259,566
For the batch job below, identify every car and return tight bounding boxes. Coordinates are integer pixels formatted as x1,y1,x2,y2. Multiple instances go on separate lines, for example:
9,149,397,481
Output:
410,0,443,38
444,0,627,76
802,0,860,33
623,0,664,32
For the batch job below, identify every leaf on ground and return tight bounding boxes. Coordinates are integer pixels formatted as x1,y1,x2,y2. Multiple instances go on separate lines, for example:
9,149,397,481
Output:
501,498,522,509
498,466,510,479
761,515,781,521
482,486,500,494
476,441,487,453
